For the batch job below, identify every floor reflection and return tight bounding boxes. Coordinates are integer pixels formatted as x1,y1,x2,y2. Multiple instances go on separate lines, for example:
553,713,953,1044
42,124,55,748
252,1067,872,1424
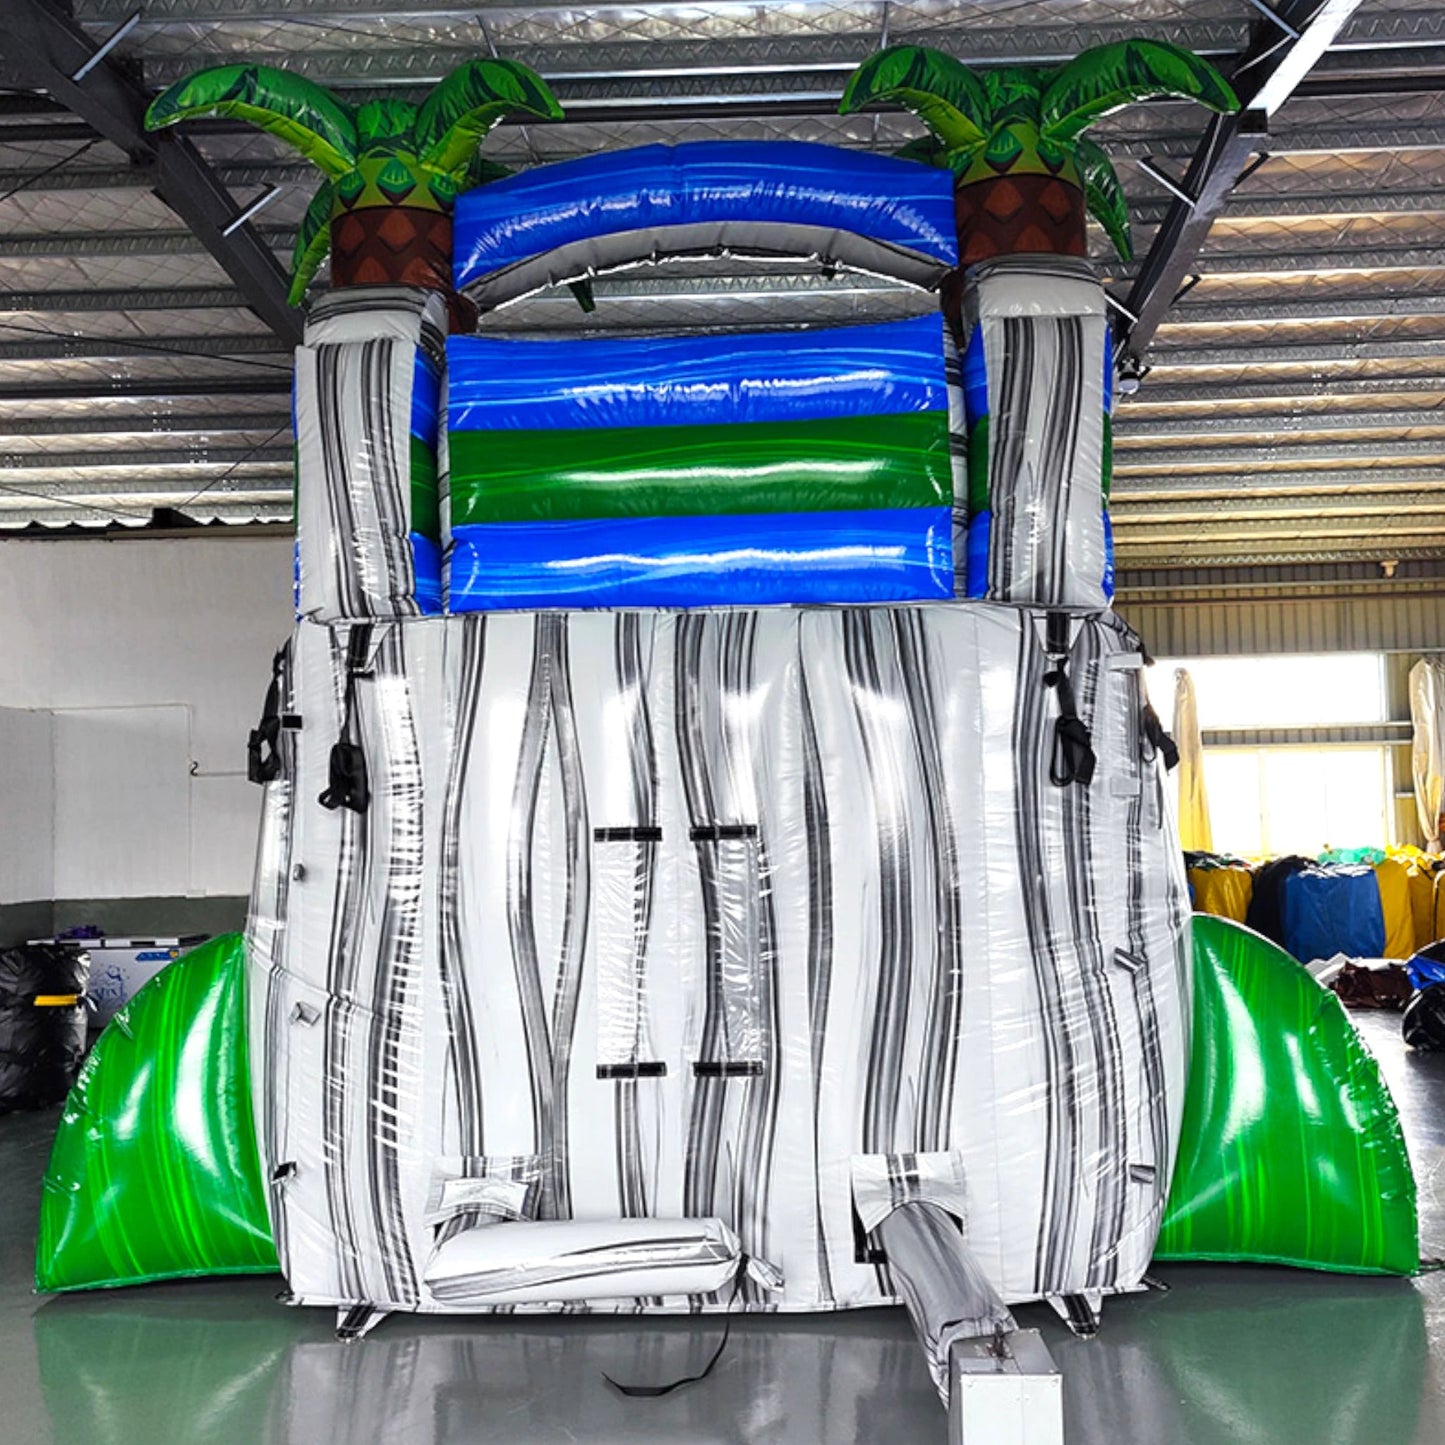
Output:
34,1270,1433,1445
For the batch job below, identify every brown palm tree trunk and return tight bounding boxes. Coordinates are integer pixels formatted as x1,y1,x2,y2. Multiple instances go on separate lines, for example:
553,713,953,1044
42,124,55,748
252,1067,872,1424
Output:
330,206,453,290
954,175,1087,266
329,207,475,329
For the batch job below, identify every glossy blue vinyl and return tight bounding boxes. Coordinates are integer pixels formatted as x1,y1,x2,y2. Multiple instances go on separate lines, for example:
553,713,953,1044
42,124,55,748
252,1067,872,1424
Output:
453,140,958,290
446,316,950,434
446,507,954,611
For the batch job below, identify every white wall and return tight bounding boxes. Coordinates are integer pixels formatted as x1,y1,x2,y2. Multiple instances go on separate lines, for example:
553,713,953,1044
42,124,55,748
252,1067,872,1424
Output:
0,706,55,905
0,535,293,900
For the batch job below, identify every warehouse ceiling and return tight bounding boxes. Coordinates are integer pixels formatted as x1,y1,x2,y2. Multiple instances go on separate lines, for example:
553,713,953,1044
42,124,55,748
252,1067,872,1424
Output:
1,0,1444,573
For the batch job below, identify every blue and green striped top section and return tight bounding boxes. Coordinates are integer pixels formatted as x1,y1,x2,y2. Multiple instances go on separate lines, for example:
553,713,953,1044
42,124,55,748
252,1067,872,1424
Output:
445,315,956,610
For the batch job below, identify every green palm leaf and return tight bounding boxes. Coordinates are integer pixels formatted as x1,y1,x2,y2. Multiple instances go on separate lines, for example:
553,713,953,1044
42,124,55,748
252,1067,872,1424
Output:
839,45,989,151
1041,40,1238,142
893,136,945,167
981,66,1047,127
145,64,357,178
287,180,335,305
1077,138,1132,261
465,152,517,188
355,98,419,149
414,58,562,177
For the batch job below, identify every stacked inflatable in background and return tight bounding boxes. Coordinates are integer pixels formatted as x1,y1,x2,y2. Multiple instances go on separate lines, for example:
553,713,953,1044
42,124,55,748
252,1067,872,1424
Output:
1190,849,1444,962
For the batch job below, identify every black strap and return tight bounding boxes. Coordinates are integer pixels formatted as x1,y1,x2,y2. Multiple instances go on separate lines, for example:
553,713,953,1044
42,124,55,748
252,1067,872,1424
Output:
602,1256,746,1398
247,646,287,786
1141,702,1180,772
319,626,372,814
1041,615,1095,787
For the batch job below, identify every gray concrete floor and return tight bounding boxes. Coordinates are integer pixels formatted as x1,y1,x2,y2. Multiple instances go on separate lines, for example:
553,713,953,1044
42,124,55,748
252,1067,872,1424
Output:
3,1010,1444,1444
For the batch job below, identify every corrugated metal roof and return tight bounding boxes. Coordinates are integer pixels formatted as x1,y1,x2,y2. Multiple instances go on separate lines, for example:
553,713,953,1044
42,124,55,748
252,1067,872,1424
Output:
0,0,1437,564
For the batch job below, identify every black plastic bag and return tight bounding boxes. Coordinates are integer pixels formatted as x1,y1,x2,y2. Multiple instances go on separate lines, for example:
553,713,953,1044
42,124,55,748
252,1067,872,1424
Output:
1403,982,1445,1052
0,944,88,1112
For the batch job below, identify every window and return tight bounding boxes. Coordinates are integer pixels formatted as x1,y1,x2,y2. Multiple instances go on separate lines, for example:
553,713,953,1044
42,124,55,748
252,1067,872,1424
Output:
1148,653,1392,858
1150,653,1386,733
1189,746,1390,858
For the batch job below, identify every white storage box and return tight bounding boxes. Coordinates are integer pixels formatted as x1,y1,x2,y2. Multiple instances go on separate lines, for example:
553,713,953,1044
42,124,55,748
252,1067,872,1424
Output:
30,935,207,1027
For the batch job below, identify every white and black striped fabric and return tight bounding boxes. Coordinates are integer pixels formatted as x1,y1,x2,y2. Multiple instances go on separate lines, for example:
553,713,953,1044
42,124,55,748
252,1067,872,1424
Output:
246,602,1189,1319
424,1217,742,1305
294,288,447,623
966,257,1111,609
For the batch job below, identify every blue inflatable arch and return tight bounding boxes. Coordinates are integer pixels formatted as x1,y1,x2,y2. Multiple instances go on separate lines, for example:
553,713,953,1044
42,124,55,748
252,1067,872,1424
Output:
453,140,960,311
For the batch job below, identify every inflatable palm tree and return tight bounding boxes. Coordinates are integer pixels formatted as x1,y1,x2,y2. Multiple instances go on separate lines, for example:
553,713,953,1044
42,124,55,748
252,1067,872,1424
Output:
147,59,564,622
840,42,1238,266
841,43,1236,610
146,59,561,307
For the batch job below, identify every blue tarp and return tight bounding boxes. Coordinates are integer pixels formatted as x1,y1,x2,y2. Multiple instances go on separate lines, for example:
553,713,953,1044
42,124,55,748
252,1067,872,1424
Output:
447,316,949,434
1407,955,1445,990
447,508,953,611
453,141,958,291
1281,865,1387,963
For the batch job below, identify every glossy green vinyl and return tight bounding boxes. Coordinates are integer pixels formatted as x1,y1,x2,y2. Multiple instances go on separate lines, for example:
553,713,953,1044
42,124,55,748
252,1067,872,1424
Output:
447,411,951,525
1156,914,1418,1275
35,933,278,1292
411,433,440,540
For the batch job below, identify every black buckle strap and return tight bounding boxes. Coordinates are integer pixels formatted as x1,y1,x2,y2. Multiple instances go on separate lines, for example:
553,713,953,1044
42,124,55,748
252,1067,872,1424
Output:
247,645,288,786
1042,614,1096,788
1141,702,1180,772
319,626,372,814
603,1253,749,1398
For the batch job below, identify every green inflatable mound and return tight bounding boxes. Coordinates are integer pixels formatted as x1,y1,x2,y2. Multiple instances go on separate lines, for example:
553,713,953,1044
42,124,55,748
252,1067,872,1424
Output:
36,932,278,1291
1157,914,1418,1275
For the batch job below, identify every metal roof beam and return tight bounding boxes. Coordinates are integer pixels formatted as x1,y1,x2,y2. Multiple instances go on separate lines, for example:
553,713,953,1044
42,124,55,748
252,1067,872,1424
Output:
0,227,293,258
1,0,301,344
0,333,289,362
0,287,250,313
1114,541,1445,564
1130,244,1445,276
0,445,292,471
0,411,289,437
1161,294,1445,327
1121,0,1367,363
125,21,1242,86
1115,512,1445,539
1114,490,1445,520
0,377,290,402
0,161,315,194
1116,437,1445,470
1123,376,1445,404
1113,465,1445,495
1148,337,1445,369
1117,409,1445,439
1134,190,1445,224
